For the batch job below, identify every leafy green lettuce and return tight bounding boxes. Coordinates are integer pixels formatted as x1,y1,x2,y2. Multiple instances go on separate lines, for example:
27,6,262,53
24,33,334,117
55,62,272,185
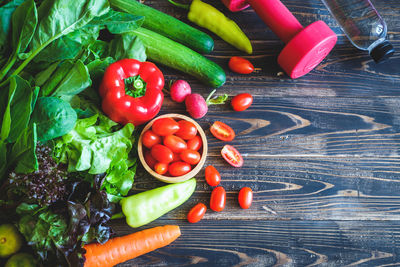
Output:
54,100,136,202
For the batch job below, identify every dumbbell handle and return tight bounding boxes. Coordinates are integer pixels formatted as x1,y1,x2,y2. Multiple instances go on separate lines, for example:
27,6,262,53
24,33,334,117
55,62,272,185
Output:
248,0,303,43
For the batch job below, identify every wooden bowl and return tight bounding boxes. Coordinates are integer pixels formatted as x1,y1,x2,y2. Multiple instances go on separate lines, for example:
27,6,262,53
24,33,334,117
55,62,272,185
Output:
138,113,208,183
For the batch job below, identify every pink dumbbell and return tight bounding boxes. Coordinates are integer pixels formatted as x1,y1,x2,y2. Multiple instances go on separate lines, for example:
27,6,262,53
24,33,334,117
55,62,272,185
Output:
221,0,337,78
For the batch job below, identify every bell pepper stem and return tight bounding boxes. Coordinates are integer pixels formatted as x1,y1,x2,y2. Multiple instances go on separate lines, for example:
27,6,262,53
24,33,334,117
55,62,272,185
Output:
167,0,190,10
111,212,125,220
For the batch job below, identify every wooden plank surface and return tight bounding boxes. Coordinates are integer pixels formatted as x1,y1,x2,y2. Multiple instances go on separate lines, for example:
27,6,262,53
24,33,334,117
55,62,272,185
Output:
110,0,400,265
114,220,400,267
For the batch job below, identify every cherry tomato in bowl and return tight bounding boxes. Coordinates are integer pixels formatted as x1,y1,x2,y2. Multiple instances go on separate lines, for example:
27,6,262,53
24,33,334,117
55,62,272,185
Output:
154,162,168,175
169,161,192,177
221,145,243,167
228,56,254,74
175,120,197,140
180,149,201,165
151,144,174,163
210,186,226,212
231,93,253,112
187,203,207,223
210,121,235,142
238,187,253,209
138,114,208,183
163,135,187,153
142,130,162,148
187,135,202,151
152,117,180,136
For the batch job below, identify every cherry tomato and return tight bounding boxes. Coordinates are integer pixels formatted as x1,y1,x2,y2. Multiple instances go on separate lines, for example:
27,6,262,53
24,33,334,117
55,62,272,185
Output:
210,186,226,212
210,121,235,141
205,165,221,186
168,161,192,176
175,120,197,140
144,150,157,169
151,144,173,163
221,145,243,167
172,152,180,162
187,203,207,223
231,93,253,112
238,187,253,209
228,56,254,74
152,117,179,136
180,149,201,165
154,162,168,175
164,135,187,153
142,130,161,149
187,135,202,151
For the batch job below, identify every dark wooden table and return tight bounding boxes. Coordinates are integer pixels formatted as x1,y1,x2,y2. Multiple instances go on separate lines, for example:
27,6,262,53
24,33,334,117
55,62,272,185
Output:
114,0,400,266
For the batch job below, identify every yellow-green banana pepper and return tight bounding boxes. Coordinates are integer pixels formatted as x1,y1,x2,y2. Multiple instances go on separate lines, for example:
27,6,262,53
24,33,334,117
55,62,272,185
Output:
118,178,196,228
169,0,252,54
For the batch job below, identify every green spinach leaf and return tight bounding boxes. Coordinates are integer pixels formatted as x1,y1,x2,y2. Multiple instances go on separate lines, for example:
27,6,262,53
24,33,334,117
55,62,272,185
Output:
8,75,39,143
12,0,109,77
31,97,77,142
109,34,146,62
0,0,37,81
88,9,144,34
0,0,25,54
33,25,101,63
40,59,91,101
10,123,38,173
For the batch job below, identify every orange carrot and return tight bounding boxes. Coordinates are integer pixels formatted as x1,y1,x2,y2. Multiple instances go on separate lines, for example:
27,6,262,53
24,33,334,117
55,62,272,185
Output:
83,225,181,267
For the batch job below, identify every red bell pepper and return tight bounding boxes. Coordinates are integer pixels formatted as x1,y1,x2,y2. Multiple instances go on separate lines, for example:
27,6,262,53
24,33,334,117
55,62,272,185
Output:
99,59,164,126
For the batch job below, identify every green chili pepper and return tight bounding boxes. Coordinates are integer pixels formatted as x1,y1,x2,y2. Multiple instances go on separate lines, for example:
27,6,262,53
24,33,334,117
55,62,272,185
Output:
117,178,196,228
168,0,252,54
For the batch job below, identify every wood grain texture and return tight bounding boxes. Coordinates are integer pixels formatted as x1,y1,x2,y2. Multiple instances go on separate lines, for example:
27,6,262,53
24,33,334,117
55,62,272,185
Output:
113,220,400,267
109,0,400,266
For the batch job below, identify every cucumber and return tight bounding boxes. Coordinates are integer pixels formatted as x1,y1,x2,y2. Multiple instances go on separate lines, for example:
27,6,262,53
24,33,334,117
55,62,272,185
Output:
131,27,226,88
110,0,214,54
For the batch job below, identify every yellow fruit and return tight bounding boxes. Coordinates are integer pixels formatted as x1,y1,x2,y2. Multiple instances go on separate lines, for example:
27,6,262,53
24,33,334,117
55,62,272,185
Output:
5,253,36,267
0,224,22,258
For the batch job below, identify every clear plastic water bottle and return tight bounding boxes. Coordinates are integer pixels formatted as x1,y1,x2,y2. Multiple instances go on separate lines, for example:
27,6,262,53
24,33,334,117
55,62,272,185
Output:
321,0,395,62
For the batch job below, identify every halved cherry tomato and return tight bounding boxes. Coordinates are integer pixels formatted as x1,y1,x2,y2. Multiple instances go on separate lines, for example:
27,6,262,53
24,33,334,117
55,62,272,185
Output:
144,150,157,169
187,135,202,151
151,144,173,163
238,187,253,209
175,120,198,140
164,135,187,153
168,161,192,176
180,149,201,165
210,186,226,212
152,117,180,136
187,203,207,223
210,121,235,141
205,165,221,186
221,145,243,167
231,93,253,112
142,130,162,149
154,162,168,175
228,56,254,74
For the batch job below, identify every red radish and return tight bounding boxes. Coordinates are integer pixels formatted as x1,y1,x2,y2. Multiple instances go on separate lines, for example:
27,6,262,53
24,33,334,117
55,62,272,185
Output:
170,80,191,103
185,93,208,119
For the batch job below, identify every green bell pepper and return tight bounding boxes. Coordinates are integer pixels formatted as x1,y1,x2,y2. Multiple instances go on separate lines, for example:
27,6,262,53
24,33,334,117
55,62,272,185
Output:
119,178,196,228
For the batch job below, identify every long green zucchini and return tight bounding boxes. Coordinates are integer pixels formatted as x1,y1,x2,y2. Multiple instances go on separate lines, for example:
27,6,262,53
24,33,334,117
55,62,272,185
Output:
110,0,214,54
131,27,225,88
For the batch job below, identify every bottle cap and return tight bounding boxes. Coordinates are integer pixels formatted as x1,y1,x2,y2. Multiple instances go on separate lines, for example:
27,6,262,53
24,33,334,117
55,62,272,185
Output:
370,41,395,63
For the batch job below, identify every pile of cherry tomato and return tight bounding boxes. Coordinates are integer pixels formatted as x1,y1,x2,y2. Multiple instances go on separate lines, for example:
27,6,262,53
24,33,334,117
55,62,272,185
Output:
187,118,254,224
142,117,203,177
187,164,254,223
